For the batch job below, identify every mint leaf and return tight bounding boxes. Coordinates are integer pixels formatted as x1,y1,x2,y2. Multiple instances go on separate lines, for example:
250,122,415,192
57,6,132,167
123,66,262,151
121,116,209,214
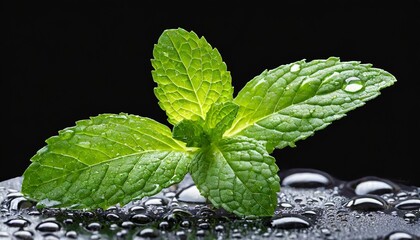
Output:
190,137,280,217
225,57,397,152
22,113,192,209
172,119,207,147
152,28,234,125
204,102,239,141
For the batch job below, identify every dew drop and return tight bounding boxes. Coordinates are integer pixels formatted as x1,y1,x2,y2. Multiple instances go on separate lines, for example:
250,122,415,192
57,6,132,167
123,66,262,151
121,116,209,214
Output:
65,231,78,239
138,228,159,238
343,76,364,93
345,195,387,211
85,222,101,231
346,176,400,196
12,230,33,240
290,64,301,73
4,218,31,228
395,198,420,210
130,214,152,224
35,220,61,232
280,168,333,188
271,214,311,229
384,230,418,240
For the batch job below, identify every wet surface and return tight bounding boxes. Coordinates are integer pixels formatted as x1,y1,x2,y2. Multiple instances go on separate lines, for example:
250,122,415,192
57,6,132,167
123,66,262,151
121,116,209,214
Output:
1,169,419,239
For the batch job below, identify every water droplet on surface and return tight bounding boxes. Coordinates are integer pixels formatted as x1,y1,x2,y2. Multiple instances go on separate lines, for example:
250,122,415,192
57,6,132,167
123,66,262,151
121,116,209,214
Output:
290,64,301,73
12,230,33,240
85,222,101,231
138,228,159,238
280,169,333,188
271,214,311,229
345,195,387,211
4,218,31,228
384,230,418,240
130,214,152,224
345,177,400,196
144,197,169,206
343,76,364,93
395,198,420,210
35,220,61,232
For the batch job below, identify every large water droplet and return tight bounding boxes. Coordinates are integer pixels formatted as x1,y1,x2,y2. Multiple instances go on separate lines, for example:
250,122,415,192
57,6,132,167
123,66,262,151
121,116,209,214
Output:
290,64,301,73
4,218,31,228
35,220,61,232
395,198,420,210
271,214,311,229
345,195,387,211
280,168,334,188
384,230,418,240
346,176,400,196
343,76,364,93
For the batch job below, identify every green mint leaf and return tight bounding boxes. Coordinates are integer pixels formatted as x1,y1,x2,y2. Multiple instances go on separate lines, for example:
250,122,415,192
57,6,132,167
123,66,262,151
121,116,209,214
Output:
22,113,192,209
190,137,280,217
204,102,239,141
152,28,234,125
225,57,397,152
172,119,207,147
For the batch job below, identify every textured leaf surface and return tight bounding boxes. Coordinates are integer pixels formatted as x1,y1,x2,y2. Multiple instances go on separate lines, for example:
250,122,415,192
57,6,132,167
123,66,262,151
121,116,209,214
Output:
22,113,192,209
204,102,239,141
225,57,397,152
152,28,233,124
190,137,280,217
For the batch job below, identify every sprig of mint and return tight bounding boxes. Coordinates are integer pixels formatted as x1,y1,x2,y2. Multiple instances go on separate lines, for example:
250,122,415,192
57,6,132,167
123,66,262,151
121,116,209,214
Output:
21,28,396,217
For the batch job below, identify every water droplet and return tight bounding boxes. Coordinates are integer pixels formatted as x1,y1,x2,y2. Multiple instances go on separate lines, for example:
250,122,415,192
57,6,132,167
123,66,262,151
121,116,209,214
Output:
345,176,400,196
65,231,78,239
85,222,101,231
176,185,207,203
271,214,311,229
4,218,31,228
384,230,418,240
280,168,333,188
12,230,33,240
35,220,61,232
130,214,152,224
395,198,420,210
345,195,387,211
290,64,301,73
343,76,364,93
138,228,159,238
60,129,75,140
105,213,120,221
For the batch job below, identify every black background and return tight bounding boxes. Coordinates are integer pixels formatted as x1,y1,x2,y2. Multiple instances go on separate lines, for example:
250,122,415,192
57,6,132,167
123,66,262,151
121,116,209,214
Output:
3,1,420,186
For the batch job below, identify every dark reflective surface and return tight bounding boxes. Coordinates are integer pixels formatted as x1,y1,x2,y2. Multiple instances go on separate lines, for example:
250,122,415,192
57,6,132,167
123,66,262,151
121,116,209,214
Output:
1,169,419,239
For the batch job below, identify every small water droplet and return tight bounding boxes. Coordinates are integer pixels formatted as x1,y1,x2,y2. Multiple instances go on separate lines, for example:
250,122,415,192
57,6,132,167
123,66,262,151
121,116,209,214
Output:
4,218,31,228
65,231,78,239
35,220,61,232
85,222,101,231
280,168,333,188
383,230,418,240
271,214,311,229
12,230,33,240
395,198,420,210
290,64,301,73
138,228,159,238
60,129,75,140
345,195,387,211
343,76,364,93
345,176,400,196
130,214,152,224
